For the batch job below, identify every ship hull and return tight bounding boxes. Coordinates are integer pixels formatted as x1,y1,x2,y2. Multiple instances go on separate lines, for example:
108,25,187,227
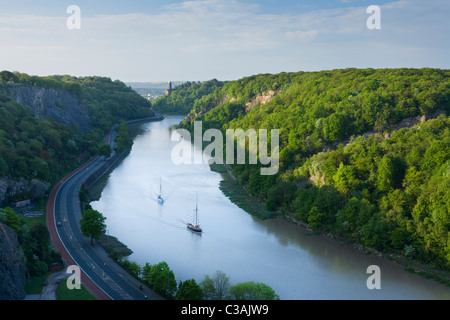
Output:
187,223,202,233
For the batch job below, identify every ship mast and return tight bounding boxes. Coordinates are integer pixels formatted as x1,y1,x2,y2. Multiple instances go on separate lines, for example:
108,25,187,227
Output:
195,194,198,226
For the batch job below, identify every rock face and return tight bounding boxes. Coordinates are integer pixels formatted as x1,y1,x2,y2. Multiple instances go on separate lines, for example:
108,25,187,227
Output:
0,85,89,202
0,177,51,205
0,223,27,300
7,85,91,133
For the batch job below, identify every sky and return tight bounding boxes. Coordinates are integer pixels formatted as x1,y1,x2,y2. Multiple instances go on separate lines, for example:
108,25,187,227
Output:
0,0,449,82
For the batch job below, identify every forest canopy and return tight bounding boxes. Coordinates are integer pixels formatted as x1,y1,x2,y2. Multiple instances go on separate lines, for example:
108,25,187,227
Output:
170,68,449,269
0,71,154,135
0,71,154,203
152,79,225,114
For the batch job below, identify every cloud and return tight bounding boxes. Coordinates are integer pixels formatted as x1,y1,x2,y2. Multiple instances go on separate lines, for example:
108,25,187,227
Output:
286,30,319,40
0,0,448,81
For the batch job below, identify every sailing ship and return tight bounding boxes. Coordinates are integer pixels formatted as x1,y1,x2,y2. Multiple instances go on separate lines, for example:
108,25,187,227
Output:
157,178,164,204
187,196,202,233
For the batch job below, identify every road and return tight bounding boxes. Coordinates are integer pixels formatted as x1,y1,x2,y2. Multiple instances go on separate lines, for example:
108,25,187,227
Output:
46,120,164,300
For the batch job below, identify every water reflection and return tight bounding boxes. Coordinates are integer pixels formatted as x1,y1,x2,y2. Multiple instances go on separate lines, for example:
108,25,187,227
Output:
91,116,450,300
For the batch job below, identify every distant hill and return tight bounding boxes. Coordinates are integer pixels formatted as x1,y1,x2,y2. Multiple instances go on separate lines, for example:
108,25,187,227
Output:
151,79,226,114
126,81,185,99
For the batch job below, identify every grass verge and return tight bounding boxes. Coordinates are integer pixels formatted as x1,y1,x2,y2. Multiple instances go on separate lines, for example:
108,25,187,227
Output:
210,163,278,220
55,282,97,300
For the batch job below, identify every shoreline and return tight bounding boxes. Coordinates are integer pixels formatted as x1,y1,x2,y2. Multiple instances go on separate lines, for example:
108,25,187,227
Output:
84,122,148,259
86,117,450,296
210,163,450,289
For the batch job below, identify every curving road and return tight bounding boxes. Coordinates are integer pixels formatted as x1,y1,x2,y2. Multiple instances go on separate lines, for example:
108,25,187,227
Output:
46,120,163,300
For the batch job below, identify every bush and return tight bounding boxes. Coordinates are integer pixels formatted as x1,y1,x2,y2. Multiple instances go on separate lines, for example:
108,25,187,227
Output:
31,260,49,276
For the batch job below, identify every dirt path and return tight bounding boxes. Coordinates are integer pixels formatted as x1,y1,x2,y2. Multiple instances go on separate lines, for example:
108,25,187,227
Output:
40,270,70,300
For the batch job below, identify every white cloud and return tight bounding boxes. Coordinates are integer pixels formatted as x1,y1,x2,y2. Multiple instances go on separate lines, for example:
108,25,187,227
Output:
286,30,319,40
0,0,448,81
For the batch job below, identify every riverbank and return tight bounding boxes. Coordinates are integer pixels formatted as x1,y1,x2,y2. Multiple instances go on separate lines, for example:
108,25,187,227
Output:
86,115,450,299
209,163,278,220
83,122,148,258
47,118,164,300
209,163,450,289
86,122,147,202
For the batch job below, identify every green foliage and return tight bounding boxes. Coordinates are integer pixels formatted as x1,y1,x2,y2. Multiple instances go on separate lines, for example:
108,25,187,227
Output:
199,270,231,300
333,162,359,195
1,72,154,136
0,71,19,82
28,222,51,261
323,113,351,141
228,281,280,300
0,96,88,183
55,281,97,300
412,176,450,265
0,71,154,205
97,142,112,158
176,279,203,300
126,261,142,279
2,215,62,277
297,115,450,268
179,68,450,269
152,79,225,114
139,263,280,300
336,197,376,241
14,220,61,277
376,154,405,192
198,270,279,300
30,260,49,276
75,76,153,134
80,209,107,246
4,207,20,232
143,261,177,299
183,68,449,168
114,121,132,153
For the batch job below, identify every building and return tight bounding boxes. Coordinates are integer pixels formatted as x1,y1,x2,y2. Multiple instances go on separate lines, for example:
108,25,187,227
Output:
165,81,173,96
10,199,31,208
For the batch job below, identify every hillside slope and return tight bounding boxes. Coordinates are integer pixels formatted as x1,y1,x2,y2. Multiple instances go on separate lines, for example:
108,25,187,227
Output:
177,68,450,269
152,79,225,114
0,70,155,203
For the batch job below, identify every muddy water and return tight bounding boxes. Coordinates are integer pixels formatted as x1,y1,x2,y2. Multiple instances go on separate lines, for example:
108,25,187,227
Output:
91,115,450,300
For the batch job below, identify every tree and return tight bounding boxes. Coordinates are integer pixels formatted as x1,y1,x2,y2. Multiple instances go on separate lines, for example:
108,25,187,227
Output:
200,270,230,300
412,176,450,268
114,121,132,153
126,261,141,278
29,222,50,262
4,207,20,233
98,142,112,158
31,260,49,276
376,154,396,193
336,197,375,240
80,209,106,245
307,206,327,229
228,281,280,300
333,162,358,195
143,261,177,299
0,70,18,82
176,279,203,300
323,113,349,141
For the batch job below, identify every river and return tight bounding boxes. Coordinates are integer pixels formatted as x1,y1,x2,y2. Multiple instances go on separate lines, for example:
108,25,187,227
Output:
91,115,450,300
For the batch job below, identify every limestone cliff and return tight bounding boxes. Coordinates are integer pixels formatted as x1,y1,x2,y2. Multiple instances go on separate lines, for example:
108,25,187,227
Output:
0,178,50,204
0,223,26,300
7,85,91,133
